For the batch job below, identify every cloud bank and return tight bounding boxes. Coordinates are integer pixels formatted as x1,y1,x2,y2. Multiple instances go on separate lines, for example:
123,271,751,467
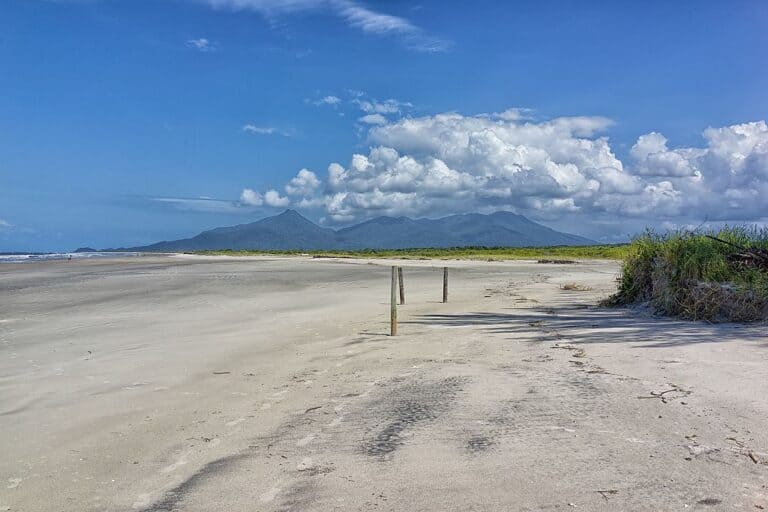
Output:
240,110,768,237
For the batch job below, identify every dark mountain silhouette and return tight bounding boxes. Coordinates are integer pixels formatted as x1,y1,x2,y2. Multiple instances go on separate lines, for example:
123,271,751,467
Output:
129,210,336,251
119,209,594,251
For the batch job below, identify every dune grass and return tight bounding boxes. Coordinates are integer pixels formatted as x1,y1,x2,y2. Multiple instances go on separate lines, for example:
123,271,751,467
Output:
606,227,768,322
194,244,628,261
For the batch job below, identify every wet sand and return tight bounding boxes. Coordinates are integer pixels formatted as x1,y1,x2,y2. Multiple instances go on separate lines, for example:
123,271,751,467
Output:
1,255,767,511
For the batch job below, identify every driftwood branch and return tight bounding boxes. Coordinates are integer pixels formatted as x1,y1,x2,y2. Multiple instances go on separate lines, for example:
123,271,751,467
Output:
703,234,746,251
704,235,768,271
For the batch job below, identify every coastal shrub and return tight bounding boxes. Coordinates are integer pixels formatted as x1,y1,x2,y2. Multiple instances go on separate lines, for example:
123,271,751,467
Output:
605,227,768,322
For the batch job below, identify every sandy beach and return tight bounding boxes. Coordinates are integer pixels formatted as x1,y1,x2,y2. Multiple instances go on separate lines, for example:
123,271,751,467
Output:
1,255,767,511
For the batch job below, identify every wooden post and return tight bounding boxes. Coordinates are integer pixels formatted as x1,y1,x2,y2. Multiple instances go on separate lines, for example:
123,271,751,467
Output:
398,266,405,305
390,266,397,336
442,266,448,303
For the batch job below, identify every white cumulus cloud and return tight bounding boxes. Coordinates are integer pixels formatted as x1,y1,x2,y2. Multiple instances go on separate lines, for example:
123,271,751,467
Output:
186,38,216,52
630,120,768,221
285,169,321,196
630,132,700,177
263,189,290,207
358,113,387,125
353,97,411,115
317,95,341,106
242,124,289,136
240,188,263,206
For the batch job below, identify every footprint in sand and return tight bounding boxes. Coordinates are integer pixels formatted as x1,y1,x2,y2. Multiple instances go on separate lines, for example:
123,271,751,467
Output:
297,433,316,447
160,455,188,473
132,493,151,509
259,485,281,503
327,416,344,427
296,457,313,471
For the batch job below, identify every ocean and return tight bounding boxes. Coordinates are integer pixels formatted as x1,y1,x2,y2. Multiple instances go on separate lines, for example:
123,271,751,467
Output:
0,252,142,263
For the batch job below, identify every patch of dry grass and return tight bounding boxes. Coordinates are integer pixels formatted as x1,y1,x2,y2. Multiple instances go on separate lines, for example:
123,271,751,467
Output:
560,283,593,292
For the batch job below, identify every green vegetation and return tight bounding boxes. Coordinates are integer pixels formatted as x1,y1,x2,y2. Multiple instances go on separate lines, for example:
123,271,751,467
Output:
194,244,628,261
606,227,768,322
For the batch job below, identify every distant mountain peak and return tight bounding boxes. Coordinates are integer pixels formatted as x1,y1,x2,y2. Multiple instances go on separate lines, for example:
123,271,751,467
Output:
365,216,410,225
277,209,303,218
264,209,322,229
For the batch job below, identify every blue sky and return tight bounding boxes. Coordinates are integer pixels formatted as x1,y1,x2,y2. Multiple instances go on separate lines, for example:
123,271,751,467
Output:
1,0,767,251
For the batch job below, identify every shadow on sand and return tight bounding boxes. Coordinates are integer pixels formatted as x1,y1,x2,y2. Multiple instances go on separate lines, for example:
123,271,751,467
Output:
405,306,766,349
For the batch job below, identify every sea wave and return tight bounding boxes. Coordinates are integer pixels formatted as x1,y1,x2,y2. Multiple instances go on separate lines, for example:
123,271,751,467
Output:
0,252,142,263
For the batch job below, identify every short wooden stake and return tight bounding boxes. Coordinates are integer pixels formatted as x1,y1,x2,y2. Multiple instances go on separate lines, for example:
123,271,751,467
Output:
442,266,448,303
398,266,405,305
390,266,398,336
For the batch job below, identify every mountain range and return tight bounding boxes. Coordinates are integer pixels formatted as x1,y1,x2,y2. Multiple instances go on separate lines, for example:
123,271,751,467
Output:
112,210,594,252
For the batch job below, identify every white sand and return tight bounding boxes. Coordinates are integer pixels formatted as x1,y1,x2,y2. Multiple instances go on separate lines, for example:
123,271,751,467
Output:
1,255,767,511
